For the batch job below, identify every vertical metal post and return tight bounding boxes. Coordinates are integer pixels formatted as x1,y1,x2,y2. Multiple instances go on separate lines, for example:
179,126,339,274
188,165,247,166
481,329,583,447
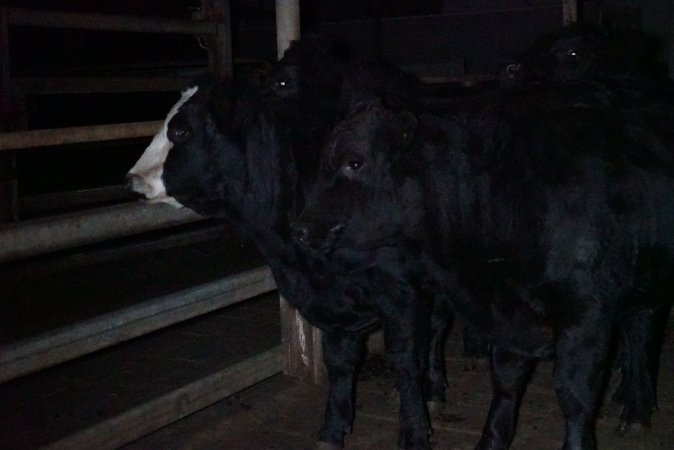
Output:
274,0,326,385
563,0,578,25
202,0,233,78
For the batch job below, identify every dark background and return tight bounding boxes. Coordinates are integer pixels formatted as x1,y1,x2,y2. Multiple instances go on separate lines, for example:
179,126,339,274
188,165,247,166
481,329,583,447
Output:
1,0,672,200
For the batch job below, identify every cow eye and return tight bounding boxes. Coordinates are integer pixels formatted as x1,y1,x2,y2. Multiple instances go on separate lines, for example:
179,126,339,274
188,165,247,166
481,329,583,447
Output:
565,49,579,58
167,125,191,143
274,80,287,89
346,160,364,171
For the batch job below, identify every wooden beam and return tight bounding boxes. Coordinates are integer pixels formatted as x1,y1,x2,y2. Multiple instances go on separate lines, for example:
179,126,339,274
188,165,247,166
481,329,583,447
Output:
275,0,301,60
0,202,203,263
280,301,326,384
5,7,216,35
19,185,133,214
273,0,325,385
202,0,233,78
13,75,199,94
0,120,162,151
563,0,578,24
0,266,277,382
42,346,285,450
0,8,19,222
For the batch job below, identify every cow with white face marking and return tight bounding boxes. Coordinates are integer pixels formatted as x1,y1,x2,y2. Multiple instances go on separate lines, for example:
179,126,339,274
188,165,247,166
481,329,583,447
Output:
127,38,456,449
128,86,197,207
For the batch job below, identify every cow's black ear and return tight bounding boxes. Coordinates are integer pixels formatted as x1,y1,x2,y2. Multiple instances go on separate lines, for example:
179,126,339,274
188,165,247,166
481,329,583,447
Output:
391,111,418,150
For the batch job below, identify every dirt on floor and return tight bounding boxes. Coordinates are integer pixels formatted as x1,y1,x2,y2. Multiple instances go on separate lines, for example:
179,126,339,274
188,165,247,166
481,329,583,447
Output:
123,322,674,450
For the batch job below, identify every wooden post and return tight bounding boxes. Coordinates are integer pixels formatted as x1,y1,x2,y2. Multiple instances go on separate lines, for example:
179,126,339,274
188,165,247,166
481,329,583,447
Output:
274,0,326,385
563,0,578,25
275,0,300,60
0,8,20,223
201,0,233,78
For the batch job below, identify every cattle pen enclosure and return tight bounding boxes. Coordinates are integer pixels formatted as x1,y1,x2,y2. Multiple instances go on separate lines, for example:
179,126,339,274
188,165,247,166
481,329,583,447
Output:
0,3,286,448
2,1,674,449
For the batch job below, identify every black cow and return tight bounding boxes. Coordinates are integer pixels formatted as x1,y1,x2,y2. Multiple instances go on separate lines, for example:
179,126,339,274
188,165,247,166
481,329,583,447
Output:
128,38,455,449
500,22,668,89
296,99,674,449
497,22,674,435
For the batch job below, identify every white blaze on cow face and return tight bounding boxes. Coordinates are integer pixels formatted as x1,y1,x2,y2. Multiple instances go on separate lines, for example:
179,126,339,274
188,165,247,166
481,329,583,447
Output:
127,86,199,207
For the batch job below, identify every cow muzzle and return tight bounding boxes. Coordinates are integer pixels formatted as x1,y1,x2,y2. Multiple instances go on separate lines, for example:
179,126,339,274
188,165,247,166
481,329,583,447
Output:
125,170,184,208
292,221,345,252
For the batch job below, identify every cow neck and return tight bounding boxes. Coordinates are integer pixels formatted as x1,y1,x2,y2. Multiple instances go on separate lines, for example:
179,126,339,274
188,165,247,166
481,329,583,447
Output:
231,106,307,260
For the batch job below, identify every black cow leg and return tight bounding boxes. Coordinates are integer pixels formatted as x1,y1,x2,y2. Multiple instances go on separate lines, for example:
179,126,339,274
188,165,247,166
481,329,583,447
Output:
462,324,490,371
475,346,535,450
613,302,671,433
553,315,612,450
384,317,432,449
318,330,367,448
424,294,453,413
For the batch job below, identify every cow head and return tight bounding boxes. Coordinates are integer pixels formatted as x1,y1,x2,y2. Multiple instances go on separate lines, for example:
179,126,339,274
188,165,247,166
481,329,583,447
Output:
262,36,350,113
500,23,665,88
127,78,246,218
499,23,606,88
262,36,421,123
294,100,418,253
126,85,199,207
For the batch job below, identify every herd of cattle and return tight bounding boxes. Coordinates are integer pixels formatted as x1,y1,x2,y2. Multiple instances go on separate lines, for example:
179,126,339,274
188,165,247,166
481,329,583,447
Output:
127,24,673,450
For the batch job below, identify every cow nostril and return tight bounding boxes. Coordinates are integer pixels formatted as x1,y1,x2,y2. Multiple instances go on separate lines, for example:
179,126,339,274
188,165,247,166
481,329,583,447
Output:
125,173,136,192
292,223,311,245
506,63,521,75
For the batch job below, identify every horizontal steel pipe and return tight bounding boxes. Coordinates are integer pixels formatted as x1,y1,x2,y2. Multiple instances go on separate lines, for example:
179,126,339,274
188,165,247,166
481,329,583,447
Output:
0,201,203,263
0,120,163,151
5,7,217,34
0,266,277,382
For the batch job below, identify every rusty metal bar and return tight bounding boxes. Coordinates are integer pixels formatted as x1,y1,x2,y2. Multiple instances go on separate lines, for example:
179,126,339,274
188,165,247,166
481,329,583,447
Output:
0,120,162,151
0,266,277,383
5,7,217,35
0,202,203,263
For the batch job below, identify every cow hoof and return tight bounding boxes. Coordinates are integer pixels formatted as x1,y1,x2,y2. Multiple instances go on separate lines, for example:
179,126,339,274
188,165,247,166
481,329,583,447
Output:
316,441,343,450
426,400,445,417
616,420,649,438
